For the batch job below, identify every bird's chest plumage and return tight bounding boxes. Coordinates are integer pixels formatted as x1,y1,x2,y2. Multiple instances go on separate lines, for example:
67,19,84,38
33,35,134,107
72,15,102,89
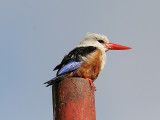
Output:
74,49,102,81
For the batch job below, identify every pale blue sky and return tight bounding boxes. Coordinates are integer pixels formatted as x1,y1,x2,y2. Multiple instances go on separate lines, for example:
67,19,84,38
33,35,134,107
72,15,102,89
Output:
1,0,160,120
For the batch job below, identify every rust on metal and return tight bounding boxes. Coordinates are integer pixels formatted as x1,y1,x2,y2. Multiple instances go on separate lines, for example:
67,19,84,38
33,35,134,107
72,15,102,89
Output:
52,77,96,120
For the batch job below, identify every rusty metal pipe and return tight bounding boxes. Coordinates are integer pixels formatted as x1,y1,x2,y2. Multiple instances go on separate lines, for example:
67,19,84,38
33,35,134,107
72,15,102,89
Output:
52,77,96,120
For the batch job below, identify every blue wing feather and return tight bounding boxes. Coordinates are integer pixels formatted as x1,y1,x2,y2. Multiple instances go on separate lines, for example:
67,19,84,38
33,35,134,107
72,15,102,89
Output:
57,61,82,75
44,61,82,87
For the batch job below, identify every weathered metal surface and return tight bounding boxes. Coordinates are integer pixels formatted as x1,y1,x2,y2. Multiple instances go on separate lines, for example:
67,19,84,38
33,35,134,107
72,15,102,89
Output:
52,77,96,120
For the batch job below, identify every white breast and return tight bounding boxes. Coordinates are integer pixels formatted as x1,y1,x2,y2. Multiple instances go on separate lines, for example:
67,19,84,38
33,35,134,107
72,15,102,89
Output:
101,51,106,70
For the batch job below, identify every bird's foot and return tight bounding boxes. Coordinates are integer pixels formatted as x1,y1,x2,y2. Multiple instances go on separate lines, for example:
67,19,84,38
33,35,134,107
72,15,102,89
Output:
85,77,96,91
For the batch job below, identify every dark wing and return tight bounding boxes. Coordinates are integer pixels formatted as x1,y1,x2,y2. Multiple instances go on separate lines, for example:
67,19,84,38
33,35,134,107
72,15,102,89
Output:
53,46,97,72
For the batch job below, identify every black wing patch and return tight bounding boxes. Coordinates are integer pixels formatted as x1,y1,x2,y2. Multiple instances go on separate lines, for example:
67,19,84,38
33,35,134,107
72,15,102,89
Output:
54,46,97,71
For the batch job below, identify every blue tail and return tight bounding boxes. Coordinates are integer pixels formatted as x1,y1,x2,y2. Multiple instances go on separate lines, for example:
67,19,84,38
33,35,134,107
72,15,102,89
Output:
44,74,67,87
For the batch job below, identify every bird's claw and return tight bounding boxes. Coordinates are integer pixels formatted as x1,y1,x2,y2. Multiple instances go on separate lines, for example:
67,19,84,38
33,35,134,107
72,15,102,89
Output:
85,77,97,91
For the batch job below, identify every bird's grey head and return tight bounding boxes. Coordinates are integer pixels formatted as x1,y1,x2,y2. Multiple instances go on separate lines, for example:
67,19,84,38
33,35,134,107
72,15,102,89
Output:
78,33,110,52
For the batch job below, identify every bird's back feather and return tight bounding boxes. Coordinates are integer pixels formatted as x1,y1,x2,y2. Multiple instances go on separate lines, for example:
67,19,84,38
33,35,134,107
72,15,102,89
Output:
54,46,97,71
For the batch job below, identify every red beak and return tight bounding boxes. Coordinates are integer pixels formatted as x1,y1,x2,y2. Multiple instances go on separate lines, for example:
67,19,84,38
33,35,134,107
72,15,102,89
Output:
104,43,132,50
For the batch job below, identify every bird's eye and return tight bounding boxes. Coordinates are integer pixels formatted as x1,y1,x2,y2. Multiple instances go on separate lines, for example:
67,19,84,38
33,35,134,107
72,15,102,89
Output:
98,40,104,43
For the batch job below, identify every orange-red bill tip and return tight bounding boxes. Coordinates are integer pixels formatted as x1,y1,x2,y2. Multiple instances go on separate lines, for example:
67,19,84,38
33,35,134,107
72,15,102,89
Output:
105,43,132,50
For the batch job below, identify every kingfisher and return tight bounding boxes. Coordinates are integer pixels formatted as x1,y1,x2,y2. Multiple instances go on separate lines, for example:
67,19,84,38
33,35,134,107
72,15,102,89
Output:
44,33,131,90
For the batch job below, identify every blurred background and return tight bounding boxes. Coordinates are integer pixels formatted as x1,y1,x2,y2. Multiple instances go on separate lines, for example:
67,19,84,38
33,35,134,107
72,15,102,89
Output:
1,0,160,120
